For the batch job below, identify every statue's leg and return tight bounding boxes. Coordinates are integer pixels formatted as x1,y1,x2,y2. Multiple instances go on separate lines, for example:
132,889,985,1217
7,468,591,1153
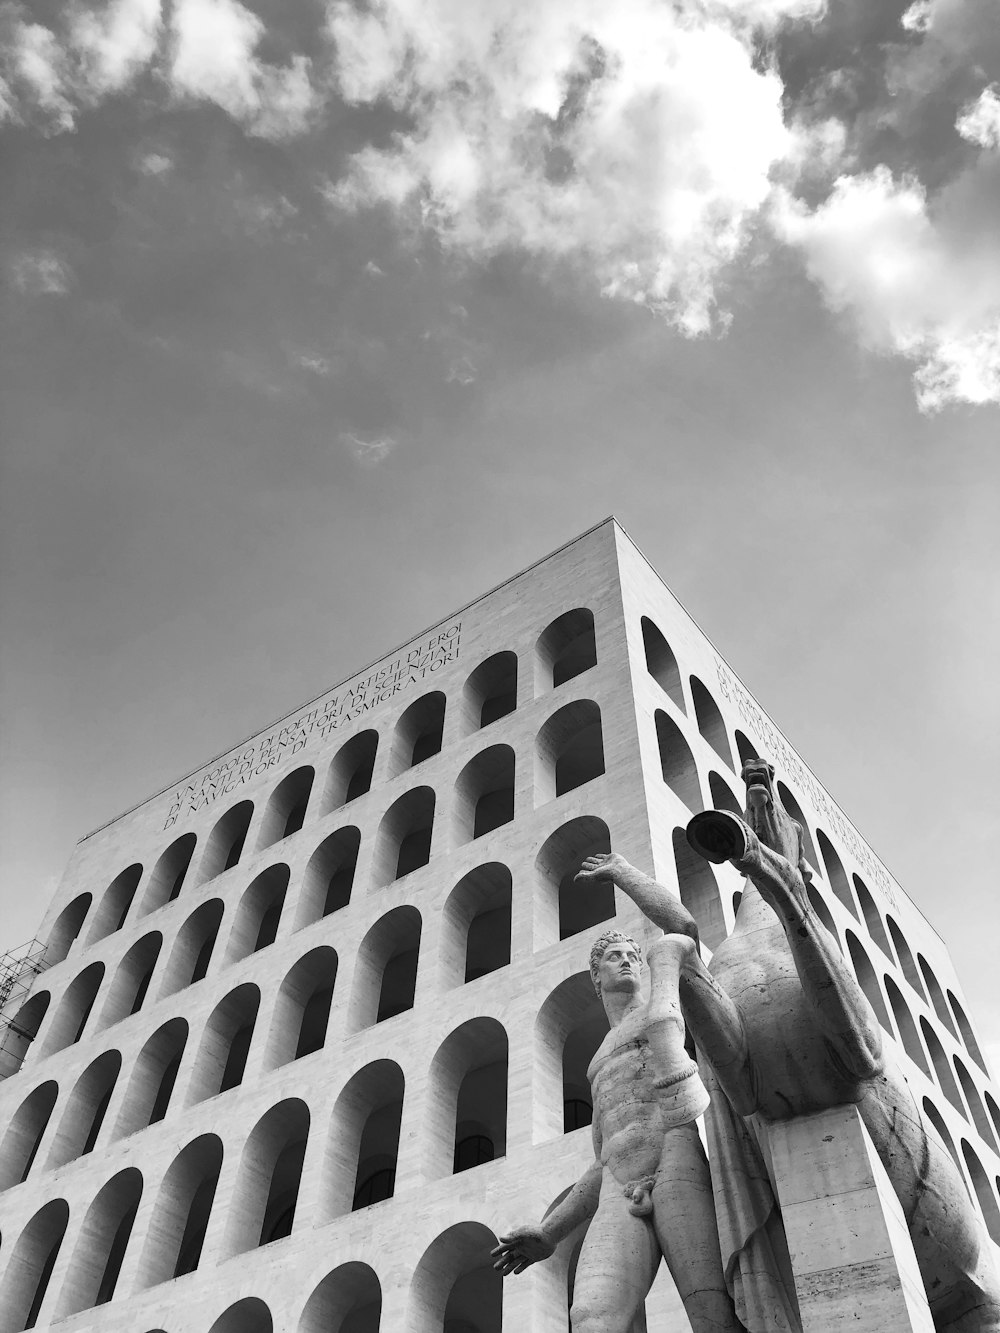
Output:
570,1175,659,1333
678,951,757,1116
652,1123,747,1332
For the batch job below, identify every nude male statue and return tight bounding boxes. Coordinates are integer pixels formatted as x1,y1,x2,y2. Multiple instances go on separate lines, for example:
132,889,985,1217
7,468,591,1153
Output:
492,921,744,1333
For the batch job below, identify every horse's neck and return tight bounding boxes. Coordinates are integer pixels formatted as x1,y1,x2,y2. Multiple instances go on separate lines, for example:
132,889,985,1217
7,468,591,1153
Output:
732,880,783,937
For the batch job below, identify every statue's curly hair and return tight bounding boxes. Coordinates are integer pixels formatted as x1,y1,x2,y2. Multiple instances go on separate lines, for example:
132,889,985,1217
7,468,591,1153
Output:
589,929,642,995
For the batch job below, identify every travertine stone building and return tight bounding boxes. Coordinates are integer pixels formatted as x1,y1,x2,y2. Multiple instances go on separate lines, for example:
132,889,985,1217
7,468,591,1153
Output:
1,518,998,1333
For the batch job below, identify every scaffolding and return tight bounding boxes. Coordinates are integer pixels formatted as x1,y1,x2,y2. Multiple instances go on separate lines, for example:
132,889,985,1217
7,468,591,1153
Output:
0,938,48,1077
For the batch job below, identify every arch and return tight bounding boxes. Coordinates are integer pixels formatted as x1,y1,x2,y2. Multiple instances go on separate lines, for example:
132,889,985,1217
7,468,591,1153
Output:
962,1141,1000,1244
139,834,197,916
348,907,421,1031
690,676,733,768
225,865,290,963
807,885,841,951
776,783,818,870
537,971,609,1141
39,962,104,1056
372,787,435,887
96,932,162,1029
815,830,859,919
454,745,515,842
199,801,253,882
46,1050,122,1168
922,1096,965,1177
918,956,959,1037
884,977,930,1074
322,730,379,812
535,607,597,694
262,947,338,1070
0,1198,69,1333
920,1017,967,1115
441,863,512,987
223,1099,310,1256
45,893,92,965
886,917,927,1001
158,899,224,996
86,864,143,943
0,1080,58,1190
296,827,360,928
299,1261,381,1333
55,1167,142,1316
535,816,613,946
113,1018,188,1138
708,771,742,816
654,712,702,812
535,700,605,806
326,1059,405,1219
136,1134,223,1286
640,617,684,712
986,1091,1000,1147
673,827,725,951
734,731,758,767
954,1057,999,1154
426,1018,508,1180
0,990,50,1075
209,1298,273,1333
463,651,517,732
257,767,315,850
853,875,892,957
388,691,446,776
948,991,988,1072
186,984,261,1104
845,933,893,1035
410,1222,502,1333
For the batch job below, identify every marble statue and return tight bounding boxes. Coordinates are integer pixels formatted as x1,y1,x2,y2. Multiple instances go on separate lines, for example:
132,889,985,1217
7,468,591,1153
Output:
492,928,744,1333
585,757,1000,1332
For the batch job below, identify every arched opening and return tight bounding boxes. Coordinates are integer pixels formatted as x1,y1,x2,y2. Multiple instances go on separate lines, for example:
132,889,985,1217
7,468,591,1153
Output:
535,816,613,946
535,700,605,806
325,1059,404,1219
299,1262,381,1333
371,787,435,887
454,745,516,842
853,876,892,956
815,830,859,919
464,652,517,732
389,692,446,776
55,1167,142,1316
948,991,988,1073
45,894,92,965
186,984,260,1104
97,932,162,1029
322,730,379,812
962,1141,1000,1244
845,932,893,1035
225,865,290,963
776,783,818,870
296,827,360,928
807,885,842,951
223,1099,310,1256
136,1134,223,1286
537,972,609,1141
922,1096,967,1179
113,1018,189,1138
954,1057,999,1154
0,1198,69,1333
46,1050,121,1168
654,712,702,812
199,802,254,882
708,771,742,816
39,963,104,1056
734,731,758,767
139,834,197,916
410,1222,502,1333
441,863,512,987
918,956,959,1037
208,1298,273,1333
257,767,315,850
0,1080,58,1189
640,617,684,712
920,1018,967,1115
673,827,725,951
987,1092,1000,1146
426,1019,508,1180
86,864,143,943
158,899,224,996
262,947,338,1070
348,907,422,1031
884,977,929,1074
0,991,50,1076
690,676,732,768
535,608,597,694
886,917,927,1001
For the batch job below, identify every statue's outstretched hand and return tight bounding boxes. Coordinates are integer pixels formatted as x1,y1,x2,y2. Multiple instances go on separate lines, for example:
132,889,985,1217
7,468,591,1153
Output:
575,851,628,884
491,1226,555,1276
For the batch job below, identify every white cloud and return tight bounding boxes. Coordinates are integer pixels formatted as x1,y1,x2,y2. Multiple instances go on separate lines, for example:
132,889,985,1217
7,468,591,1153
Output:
69,0,162,96
138,150,173,175
957,86,1000,150
339,431,397,466
11,249,74,295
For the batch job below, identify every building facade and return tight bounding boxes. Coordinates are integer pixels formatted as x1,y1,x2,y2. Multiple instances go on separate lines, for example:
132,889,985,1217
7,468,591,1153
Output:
1,517,998,1333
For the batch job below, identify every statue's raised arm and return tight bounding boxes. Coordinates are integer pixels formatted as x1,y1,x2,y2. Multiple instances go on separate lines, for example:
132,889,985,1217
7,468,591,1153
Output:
574,851,699,941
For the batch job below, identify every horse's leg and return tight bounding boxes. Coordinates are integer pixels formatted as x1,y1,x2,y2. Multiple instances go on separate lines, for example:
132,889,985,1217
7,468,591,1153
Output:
678,951,758,1117
689,811,883,1083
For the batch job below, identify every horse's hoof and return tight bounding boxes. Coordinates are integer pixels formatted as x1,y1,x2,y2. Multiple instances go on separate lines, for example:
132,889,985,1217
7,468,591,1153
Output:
686,811,750,864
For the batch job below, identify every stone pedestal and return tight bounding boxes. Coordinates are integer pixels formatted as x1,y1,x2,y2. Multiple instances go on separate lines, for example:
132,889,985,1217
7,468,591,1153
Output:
769,1103,933,1332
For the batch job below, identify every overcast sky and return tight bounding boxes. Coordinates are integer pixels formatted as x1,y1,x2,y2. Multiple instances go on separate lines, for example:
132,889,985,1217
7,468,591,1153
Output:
2,0,998,1070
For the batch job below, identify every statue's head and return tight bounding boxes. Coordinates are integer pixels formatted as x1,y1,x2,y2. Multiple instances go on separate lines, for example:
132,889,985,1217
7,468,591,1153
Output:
589,928,642,997
741,757,809,878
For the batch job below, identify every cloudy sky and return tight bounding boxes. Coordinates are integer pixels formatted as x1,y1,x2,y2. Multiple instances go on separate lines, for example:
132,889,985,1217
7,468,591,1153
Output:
1,0,998,1067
